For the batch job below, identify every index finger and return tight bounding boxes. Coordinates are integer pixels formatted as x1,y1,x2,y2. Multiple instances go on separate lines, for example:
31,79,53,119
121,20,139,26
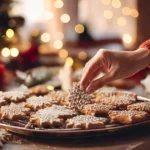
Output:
80,55,103,88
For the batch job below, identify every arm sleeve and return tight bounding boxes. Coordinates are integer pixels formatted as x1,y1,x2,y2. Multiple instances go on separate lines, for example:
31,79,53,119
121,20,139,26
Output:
139,39,150,68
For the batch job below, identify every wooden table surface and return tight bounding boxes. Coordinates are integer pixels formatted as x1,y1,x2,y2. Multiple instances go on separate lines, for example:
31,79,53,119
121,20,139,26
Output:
2,85,150,150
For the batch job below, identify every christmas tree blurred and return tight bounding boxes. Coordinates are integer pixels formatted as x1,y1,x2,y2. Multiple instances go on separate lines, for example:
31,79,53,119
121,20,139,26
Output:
0,0,24,54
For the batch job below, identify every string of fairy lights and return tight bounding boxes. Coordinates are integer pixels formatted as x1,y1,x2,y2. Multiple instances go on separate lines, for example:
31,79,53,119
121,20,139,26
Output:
101,0,139,45
1,0,139,66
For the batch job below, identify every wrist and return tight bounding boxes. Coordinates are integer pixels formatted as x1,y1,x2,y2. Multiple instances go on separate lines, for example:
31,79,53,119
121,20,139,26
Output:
133,48,150,67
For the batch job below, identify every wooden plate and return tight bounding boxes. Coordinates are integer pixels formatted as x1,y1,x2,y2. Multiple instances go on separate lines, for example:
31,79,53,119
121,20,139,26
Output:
0,120,150,138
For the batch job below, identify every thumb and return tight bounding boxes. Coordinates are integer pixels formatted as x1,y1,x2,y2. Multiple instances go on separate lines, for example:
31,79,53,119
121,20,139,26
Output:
86,71,115,93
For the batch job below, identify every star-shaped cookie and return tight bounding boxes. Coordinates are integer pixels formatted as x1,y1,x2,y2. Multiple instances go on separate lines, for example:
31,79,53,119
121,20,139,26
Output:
0,103,30,120
109,110,148,124
66,84,93,111
29,108,63,127
25,96,52,110
66,115,108,129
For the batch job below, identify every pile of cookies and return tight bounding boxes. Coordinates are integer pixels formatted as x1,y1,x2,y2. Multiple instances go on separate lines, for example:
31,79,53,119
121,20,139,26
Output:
0,84,149,130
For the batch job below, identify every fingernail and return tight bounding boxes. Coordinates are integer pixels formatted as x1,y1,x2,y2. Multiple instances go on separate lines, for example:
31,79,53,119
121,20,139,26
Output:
87,86,94,94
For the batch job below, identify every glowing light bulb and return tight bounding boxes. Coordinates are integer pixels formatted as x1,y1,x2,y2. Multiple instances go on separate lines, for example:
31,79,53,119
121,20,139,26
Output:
65,57,74,66
75,24,85,34
1,47,10,57
41,33,50,43
111,0,121,8
101,0,111,5
122,7,131,16
59,49,68,58
103,10,113,19
47,85,54,91
131,9,139,18
53,40,63,49
117,17,126,26
78,51,87,60
10,48,19,57
122,34,132,44
54,0,64,8
60,14,70,23
6,29,14,38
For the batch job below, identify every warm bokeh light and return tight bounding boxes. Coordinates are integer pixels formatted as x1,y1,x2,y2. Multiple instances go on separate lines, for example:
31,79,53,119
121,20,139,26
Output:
41,33,50,43
122,7,131,16
130,9,139,18
65,57,74,66
117,17,126,26
44,11,54,20
54,0,64,8
47,85,54,91
54,32,64,40
101,0,111,5
75,24,85,34
53,40,63,49
111,0,121,8
31,29,39,37
78,51,87,60
38,45,48,54
59,49,68,58
1,47,10,57
10,48,19,57
103,10,113,19
122,34,132,44
6,29,14,38
60,14,70,23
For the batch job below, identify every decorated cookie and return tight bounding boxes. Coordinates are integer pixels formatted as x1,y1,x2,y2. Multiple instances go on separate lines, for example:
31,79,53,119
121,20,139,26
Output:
0,103,30,120
3,91,27,102
109,110,148,124
30,85,50,95
47,91,67,105
49,105,77,119
0,93,7,107
0,129,12,147
81,103,116,115
66,84,93,111
94,94,136,107
66,115,108,129
25,96,52,110
13,85,32,96
127,102,150,113
29,108,63,127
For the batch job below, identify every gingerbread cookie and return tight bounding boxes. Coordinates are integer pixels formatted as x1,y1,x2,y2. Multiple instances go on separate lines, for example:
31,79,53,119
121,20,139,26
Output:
95,87,117,96
3,91,27,102
127,102,150,113
30,85,50,95
66,84,93,111
47,91,66,105
81,103,116,115
94,94,136,107
0,93,7,107
13,85,32,96
25,96,52,110
49,105,77,119
0,103,30,120
0,129,12,147
109,110,148,124
66,115,108,129
29,108,63,127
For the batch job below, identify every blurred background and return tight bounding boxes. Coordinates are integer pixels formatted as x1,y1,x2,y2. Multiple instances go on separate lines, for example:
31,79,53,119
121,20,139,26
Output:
0,0,150,91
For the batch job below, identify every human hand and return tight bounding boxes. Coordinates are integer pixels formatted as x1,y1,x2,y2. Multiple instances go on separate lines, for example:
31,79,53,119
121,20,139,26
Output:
80,48,150,93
